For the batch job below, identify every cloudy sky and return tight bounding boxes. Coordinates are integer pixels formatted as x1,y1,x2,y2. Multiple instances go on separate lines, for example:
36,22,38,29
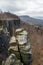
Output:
0,0,43,19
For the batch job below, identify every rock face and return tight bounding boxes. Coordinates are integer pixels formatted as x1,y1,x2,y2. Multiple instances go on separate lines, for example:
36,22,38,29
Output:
4,53,23,65
8,28,32,65
0,12,32,65
15,28,32,65
0,12,21,64
0,29,9,62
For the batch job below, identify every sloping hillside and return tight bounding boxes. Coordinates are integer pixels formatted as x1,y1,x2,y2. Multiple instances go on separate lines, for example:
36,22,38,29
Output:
21,22,43,65
19,16,43,25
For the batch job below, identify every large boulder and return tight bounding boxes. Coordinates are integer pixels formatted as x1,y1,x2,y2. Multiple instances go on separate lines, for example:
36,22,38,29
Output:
4,54,23,65
16,28,32,65
9,36,20,59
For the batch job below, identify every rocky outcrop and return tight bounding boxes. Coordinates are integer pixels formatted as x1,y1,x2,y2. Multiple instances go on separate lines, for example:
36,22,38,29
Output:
0,12,21,36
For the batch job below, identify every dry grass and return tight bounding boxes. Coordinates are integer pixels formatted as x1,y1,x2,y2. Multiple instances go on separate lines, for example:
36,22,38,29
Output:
22,22,43,65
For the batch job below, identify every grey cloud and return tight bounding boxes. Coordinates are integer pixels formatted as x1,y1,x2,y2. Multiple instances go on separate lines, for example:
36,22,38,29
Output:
0,0,43,18
0,0,26,12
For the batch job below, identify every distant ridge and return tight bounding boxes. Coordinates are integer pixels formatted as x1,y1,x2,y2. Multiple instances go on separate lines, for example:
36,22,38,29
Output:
19,15,43,25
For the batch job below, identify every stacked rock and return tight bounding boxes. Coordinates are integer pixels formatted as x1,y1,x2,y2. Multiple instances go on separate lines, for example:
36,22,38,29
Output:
16,28,32,65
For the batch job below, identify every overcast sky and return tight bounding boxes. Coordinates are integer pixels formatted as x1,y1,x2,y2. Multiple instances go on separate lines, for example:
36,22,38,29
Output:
0,0,43,18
